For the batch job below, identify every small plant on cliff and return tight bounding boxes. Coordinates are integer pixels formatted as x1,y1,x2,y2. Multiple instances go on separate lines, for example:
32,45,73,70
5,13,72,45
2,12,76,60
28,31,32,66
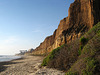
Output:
66,72,79,75
41,45,65,66
78,45,83,55
78,37,88,55
41,55,50,66
80,37,88,45
82,58,98,75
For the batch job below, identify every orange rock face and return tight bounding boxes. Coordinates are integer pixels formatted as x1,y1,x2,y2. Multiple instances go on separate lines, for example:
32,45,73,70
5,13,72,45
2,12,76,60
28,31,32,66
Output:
32,0,100,55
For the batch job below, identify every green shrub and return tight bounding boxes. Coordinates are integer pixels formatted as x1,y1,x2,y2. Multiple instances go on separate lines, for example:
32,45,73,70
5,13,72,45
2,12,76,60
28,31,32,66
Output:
45,39,80,70
78,37,88,56
82,58,97,75
41,45,65,66
80,37,88,45
84,22,100,40
66,72,78,75
78,45,83,55
82,31,100,56
60,44,66,48
41,56,49,66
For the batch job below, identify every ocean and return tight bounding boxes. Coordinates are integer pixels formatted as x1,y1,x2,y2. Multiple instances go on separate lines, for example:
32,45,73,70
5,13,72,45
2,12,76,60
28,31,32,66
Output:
0,55,21,62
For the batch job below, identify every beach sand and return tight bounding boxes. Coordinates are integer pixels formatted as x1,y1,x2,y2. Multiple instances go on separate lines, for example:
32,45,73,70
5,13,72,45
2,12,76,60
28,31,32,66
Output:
0,56,65,75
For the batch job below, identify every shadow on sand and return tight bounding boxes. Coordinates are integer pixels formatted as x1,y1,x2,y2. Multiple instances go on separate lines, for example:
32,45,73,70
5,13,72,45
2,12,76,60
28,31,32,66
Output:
0,58,24,72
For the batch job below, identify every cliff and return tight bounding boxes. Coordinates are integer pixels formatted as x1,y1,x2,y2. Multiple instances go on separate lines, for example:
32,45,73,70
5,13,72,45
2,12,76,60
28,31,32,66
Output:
41,22,100,75
32,0,100,55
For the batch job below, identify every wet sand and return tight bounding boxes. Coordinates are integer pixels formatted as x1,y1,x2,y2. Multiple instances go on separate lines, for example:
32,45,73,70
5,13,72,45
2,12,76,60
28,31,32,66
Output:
0,56,65,75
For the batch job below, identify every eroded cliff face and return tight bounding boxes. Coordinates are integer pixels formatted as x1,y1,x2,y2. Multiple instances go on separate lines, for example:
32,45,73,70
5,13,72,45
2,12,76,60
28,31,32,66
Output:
32,0,100,55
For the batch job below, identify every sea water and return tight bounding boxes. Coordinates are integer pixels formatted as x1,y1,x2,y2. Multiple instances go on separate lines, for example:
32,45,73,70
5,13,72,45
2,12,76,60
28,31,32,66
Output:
0,55,21,62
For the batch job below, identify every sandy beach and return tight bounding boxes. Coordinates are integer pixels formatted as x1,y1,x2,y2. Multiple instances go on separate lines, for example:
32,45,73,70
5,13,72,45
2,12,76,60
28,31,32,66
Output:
0,56,65,75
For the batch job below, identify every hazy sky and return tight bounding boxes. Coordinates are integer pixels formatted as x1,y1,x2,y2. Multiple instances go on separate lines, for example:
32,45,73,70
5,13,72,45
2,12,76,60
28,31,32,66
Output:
0,0,74,55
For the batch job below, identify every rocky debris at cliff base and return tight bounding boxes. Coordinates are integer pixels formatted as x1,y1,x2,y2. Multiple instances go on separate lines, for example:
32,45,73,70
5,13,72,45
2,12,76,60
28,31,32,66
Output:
35,69,65,75
30,63,65,75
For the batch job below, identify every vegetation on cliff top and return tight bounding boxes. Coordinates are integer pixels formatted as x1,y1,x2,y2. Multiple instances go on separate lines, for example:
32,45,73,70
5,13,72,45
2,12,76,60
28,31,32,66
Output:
41,22,100,75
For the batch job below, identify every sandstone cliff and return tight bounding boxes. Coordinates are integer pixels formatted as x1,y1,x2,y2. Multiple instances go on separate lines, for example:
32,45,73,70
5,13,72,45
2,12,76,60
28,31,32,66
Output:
32,0,100,55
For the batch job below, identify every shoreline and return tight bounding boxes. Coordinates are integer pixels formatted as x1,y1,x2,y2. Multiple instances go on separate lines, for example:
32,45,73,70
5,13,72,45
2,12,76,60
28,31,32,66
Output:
0,55,65,75
0,55,23,63
0,56,25,73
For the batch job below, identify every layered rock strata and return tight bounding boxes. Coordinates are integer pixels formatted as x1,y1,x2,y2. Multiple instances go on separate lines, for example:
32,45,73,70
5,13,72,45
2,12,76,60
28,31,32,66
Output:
32,0,100,55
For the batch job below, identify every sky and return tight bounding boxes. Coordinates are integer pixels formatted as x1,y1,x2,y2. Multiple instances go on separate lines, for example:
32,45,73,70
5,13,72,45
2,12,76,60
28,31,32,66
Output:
0,0,74,55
